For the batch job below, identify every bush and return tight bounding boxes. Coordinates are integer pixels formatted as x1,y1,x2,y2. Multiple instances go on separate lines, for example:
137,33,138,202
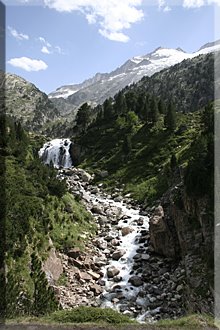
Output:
49,307,135,324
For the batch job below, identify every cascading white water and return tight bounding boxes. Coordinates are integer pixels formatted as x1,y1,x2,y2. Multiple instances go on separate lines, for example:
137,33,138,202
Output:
39,138,73,168
82,191,150,318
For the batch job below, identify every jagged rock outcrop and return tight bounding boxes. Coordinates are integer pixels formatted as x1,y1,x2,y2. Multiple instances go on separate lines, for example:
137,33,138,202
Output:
149,205,176,258
149,182,214,314
43,245,63,284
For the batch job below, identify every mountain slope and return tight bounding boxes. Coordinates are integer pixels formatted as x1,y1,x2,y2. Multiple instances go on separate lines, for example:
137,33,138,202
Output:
3,73,61,132
48,40,220,112
132,52,215,113
48,51,216,139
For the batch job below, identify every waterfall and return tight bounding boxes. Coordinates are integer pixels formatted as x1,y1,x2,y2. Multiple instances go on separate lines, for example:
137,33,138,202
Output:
39,138,73,168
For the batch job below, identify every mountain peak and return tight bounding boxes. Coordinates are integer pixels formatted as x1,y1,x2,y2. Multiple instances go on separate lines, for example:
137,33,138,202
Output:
176,47,186,53
197,39,220,52
48,40,220,111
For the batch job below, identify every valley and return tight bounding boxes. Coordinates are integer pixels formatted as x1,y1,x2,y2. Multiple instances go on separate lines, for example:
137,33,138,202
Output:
0,39,217,328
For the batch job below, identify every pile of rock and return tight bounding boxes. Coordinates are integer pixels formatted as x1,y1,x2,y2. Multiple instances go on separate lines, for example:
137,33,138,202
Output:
54,246,106,308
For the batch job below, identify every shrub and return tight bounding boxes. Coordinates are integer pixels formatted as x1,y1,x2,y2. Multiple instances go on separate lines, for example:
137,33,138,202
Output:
49,307,135,324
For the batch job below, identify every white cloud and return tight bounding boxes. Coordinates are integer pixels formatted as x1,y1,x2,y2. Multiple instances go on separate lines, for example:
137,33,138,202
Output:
99,29,129,42
8,26,29,41
38,36,64,54
7,57,48,72
183,0,220,7
183,0,204,6
41,46,51,54
158,0,171,11
55,45,65,54
43,0,144,42
38,36,52,47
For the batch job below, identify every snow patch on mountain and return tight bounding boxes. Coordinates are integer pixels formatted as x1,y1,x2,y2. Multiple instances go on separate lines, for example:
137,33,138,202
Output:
48,40,220,109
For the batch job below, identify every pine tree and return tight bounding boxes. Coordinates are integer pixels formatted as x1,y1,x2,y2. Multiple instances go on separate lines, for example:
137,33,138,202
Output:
136,93,147,120
30,253,58,316
125,91,137,113
202,103,214,134
170,153,177,171
76,103,90,132
122,134,132,155
164,101,176,131
148,97,159,125
158,99,166,114
103,98,114,120
114,91,127,115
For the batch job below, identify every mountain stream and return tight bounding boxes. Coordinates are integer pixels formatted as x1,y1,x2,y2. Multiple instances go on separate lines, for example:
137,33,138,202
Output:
39,139,186,322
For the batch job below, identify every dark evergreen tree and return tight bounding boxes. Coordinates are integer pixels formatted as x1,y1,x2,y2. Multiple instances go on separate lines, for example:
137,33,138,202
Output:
103,98,114,121
164,101,176,131
136,93,147,119
76,103,90,132
122,134,132,155
202,102,214,133
125,91,137,113
170,153,178,171
158,99,166,114
114,91,127,115
148,97,159,125
30,253,58,316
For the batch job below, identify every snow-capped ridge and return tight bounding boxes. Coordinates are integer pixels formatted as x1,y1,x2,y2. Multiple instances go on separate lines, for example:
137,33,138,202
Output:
48,40,220,107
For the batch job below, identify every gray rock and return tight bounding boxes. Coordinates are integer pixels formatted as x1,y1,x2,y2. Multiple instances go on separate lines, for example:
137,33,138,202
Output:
113,276,122,283
121,226,134,236
91,206,104,215
89,284,103,295
111,238,120,246
112,249,126,261
99,170,109,178
114,196,123,202
142,254,150,261
176,284,184,292
128,275,143,287
107,266,120,278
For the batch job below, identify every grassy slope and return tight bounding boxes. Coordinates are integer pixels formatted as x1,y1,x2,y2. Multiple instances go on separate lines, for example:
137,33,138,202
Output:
4,119,96,317
80,111,201,204
6,311,217,329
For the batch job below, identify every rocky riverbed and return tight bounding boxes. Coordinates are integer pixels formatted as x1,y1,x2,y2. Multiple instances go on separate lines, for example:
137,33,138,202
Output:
52,167,187,322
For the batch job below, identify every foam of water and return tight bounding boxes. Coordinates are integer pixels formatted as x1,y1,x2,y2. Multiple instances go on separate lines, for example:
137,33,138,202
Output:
89,193,149,315
39,138,72,168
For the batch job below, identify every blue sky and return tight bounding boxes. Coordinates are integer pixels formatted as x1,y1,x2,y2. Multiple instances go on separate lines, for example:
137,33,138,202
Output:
4,0,219,94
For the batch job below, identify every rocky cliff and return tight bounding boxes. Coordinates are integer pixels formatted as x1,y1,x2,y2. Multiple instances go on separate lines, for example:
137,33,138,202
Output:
149,179,214,314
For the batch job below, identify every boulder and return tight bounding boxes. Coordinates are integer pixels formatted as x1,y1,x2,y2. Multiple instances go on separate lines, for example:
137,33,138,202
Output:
43,247,63,283
112,249,126,261
113,276,122,283
141,254,150,261
87,270,100,281
114,196,123,202
75,271,92,281
77,169,92,182
128,275,143,287
107,266,120,278
121,226,134,236
67,247,81,259
111,238,120,246
91,206,104,215
137,218,144,226
68,257,84,269
89,284,103,296
99,170,109,178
